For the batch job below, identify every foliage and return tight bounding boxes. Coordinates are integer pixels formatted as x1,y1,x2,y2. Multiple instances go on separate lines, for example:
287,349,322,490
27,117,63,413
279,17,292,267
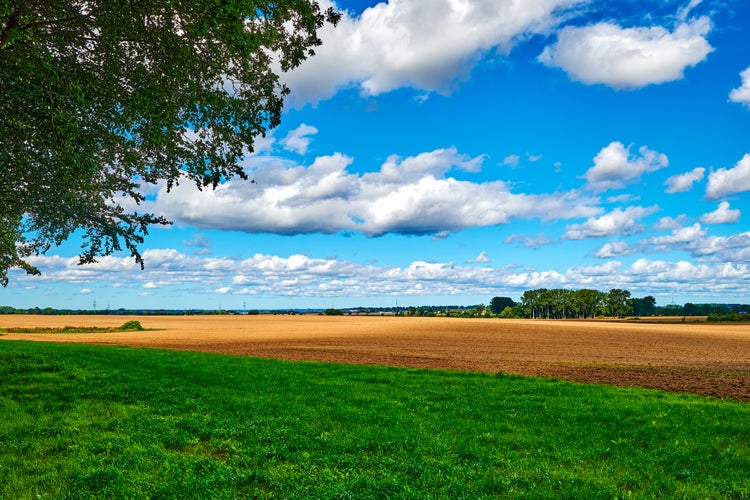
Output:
521,288,606,319
324,308,344,316
0,0,340,285
119,320,144,331
631,296,657,316
2,341,750,498
603,288,631,318
489,296,516,315
2,322,145,333
707,313,750,323
497,306,517,318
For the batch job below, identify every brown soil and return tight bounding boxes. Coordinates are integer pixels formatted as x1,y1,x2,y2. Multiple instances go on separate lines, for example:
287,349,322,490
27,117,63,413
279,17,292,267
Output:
2,315,749,401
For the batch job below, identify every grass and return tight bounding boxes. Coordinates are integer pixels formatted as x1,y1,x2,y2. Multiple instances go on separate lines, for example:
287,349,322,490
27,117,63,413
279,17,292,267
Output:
1,341,749,499
1,321,145,334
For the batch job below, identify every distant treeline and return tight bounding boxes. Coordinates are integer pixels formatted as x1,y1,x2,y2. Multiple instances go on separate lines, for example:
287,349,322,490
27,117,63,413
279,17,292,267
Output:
1,293,748,321
490,289,748,320
395,289,748,320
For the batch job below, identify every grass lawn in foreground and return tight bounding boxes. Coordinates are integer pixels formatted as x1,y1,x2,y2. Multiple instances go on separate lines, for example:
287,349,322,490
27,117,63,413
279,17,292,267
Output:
1,340,749,498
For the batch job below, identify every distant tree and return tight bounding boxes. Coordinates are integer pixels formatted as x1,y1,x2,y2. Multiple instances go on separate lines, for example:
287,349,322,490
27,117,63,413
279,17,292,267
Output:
659,304,683,316
682,303,700,316
631,296,657,316
490,296,516,315
0,0,340,286
573,289,603,319
604,289,632,318
521,288,546,319
498,306,520,318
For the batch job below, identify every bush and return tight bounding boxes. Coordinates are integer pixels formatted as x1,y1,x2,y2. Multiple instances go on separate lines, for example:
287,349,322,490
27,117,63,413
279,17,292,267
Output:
119,320,144,331
707,313,747,322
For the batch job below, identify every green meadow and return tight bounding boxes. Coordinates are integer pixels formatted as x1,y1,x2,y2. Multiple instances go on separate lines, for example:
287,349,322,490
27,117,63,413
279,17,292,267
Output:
1,340,749,499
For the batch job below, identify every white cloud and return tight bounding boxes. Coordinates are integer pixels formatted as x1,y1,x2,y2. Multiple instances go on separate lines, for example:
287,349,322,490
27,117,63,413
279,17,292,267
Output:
505,233,554,249
539,17,713,89
705,153,750,200
182,233,212,249
280,124,319,155
283,0,586,105
583,142,668,192
562,206,659,240
729,66,750,109
647,223,707,246
677,0,704,22
79,288,93,295
653,215,689,231
467,251,490,263
150,148,601,237
17,248,750,303
664,167,705,193
686,232,750,260
527,153,543,162
701,202,741,224
636,222,750,262
629,259,748,289
594,241,635,258
502,154,520,167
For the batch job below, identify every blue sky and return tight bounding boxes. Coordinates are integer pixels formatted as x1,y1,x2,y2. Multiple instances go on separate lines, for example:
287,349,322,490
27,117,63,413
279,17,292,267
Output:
5,0,750,310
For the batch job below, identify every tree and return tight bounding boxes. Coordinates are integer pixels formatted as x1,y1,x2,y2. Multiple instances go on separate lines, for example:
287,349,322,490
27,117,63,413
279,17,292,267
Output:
489,296,515,315
631,296,656,316
573,289,603,319
1,0,339,285
498,306,521,318
521,288,546,319
604,288,632,318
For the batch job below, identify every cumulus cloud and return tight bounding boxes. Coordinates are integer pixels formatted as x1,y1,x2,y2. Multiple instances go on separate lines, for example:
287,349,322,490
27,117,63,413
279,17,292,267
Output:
664,167,705,193
701,202,741,224
653,215,689,231
729,66,750,109
183,233,211,248
282,0,585,105
150,147,601,237
583,142,668,192
562,205,659,240
686,232,750,260
594,241,635,258
79,288,93,294
647,223,707,246
705,153,750,200
467,251,490,263
634,222,750,262
505,233,554,249
538,17,713,89
628,258,748,293
280,124,319,155
17,247,750,302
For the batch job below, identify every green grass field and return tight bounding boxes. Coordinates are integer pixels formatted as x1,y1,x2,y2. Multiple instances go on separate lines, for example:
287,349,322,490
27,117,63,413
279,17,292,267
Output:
1,340,749,499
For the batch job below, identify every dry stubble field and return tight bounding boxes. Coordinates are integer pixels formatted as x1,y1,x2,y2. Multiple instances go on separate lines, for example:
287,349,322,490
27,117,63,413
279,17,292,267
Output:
2,315,749,401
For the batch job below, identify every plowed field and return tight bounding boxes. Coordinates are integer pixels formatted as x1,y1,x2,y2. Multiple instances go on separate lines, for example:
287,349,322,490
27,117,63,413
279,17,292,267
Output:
2,315,749,401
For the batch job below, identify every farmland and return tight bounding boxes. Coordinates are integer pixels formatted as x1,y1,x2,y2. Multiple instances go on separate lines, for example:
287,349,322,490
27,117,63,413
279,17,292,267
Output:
2,315,750,497
2,314,749,401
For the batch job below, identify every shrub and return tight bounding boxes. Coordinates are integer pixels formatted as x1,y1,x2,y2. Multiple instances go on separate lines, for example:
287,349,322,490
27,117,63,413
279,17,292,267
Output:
119,320,144,331
707,313,746,322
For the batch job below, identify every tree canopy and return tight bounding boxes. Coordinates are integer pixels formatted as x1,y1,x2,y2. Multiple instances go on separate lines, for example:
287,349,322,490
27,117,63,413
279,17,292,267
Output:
0,0,339,285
